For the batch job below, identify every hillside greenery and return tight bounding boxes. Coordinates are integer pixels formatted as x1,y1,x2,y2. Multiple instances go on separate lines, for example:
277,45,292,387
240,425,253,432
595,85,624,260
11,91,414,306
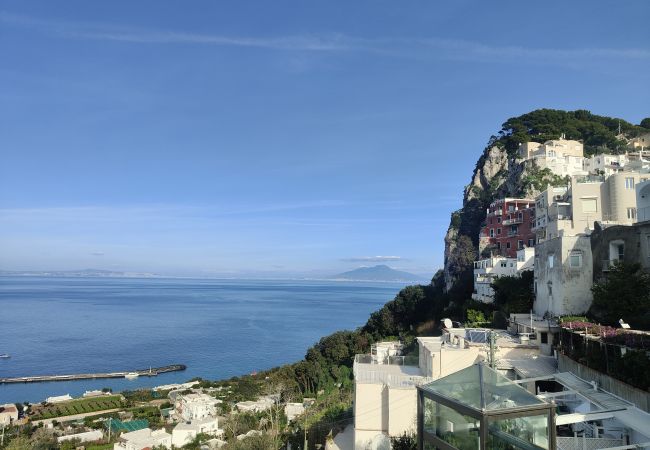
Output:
489,109,649,156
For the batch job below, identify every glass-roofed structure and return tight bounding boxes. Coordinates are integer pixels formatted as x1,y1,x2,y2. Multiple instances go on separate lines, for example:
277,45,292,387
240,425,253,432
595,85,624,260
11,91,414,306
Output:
417,363,555,450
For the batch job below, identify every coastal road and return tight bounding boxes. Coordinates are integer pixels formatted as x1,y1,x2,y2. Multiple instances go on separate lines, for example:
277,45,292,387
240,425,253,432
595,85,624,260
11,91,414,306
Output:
32,408,122,426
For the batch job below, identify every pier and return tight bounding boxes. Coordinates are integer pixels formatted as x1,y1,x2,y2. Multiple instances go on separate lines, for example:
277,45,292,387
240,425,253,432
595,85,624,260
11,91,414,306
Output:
0,364,186,384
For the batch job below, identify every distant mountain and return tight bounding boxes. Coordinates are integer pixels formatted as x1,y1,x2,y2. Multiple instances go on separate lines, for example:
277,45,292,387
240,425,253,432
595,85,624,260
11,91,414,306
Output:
0,269,158,278
333,265,425,282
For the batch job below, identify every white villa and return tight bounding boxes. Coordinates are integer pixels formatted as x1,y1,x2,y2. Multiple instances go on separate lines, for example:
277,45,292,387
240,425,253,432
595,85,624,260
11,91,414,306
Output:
113,428,172,450
172,417,223,448
518,138,587,177
174,393,220,422
472,247,534,303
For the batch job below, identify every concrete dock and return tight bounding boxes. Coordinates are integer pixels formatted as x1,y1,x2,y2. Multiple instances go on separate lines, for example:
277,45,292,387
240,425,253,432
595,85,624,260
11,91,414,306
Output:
0,364,186,384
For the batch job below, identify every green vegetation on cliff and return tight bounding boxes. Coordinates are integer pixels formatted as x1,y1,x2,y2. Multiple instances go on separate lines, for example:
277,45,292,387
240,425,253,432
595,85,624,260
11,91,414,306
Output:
490,109,649,156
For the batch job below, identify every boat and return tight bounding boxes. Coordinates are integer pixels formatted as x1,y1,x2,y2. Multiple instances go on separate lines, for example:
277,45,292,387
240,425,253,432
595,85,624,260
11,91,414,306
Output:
0,354,10,359
124,372,139,379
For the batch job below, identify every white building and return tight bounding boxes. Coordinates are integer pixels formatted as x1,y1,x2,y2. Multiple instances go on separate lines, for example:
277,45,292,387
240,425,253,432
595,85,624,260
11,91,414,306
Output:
83,390,109,398
583,153,627,177
0,404,18,426
175,393,220,421
57,430,103,444
518,138,587,177
113,428,172,450
46,394,73,403
533,235,594,317
534,171,649,244
352,337,482,450
472,247,534,303
636,179,650,222
172,417,223,448
284,402,306,422
235,396,277,413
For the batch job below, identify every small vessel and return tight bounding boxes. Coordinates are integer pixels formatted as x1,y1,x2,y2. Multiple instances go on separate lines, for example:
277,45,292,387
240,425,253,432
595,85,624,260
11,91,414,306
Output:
124,372,139,379
0,354,10,359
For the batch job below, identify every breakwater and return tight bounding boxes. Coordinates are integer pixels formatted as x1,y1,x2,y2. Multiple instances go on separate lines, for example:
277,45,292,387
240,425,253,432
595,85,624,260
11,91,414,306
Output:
0,364,186,384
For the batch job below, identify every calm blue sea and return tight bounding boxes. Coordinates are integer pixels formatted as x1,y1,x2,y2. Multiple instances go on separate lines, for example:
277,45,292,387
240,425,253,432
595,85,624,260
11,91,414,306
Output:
0,277,404,403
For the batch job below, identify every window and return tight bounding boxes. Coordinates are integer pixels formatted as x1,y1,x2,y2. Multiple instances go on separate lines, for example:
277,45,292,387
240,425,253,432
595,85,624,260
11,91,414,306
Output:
500,262,507,268
528,238,535,247
518,212,523,220
547,282,553,296
627,208,637,220
490,229,494,238
548,254,554,268
497,242,501,250
506,242,511,249
581,197,598,213
497,217,502,223
540,332,548,344
511,225,518,234
625,177,635,189
569,252,582,268
497,228,502,235
518,240,524,250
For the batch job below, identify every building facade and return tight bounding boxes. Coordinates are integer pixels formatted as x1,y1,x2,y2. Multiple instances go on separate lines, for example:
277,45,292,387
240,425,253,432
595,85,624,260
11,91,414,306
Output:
590,221,650,278
471,247,534,303
518,138,586,177
637,179,650,223
175,393,219,422
533,235,594,317
479,198,536,258
352,338,481,450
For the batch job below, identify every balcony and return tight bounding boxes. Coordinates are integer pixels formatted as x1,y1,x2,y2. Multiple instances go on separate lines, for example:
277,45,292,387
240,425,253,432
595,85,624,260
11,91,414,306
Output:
502,217,523,225
353,354,429,387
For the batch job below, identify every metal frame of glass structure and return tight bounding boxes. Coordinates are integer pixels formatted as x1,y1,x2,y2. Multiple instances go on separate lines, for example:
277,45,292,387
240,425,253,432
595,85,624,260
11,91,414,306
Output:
417,364,556,450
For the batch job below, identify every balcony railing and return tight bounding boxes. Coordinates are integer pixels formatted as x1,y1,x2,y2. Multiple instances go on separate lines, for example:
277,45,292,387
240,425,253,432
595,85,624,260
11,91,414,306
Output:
502,218,523,225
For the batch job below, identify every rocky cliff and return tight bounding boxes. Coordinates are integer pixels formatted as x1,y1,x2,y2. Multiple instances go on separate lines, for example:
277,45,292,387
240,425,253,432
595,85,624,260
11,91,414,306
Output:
441,109,649,292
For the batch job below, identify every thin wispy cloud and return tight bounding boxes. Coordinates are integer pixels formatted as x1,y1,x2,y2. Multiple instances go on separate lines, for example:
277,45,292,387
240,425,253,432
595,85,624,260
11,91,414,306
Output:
2,11,648,64
341,256,403,263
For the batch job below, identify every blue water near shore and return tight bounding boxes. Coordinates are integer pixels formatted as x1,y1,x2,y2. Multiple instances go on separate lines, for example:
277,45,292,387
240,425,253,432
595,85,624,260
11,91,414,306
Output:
0,277,405,403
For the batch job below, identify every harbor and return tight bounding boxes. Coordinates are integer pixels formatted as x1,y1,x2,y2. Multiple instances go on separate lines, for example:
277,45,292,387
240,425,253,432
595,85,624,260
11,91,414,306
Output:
0,364,186,384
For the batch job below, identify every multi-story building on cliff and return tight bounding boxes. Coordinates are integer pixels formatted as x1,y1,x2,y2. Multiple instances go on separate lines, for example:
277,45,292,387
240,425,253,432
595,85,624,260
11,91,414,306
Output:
534,171,649,244
479,198,536,258
518,138,587,177
471,247,534,303
584,153,628,177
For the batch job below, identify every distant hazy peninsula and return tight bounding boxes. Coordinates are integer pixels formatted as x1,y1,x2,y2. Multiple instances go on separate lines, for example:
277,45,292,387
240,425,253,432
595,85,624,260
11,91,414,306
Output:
0,269,158,278
332,264,425,282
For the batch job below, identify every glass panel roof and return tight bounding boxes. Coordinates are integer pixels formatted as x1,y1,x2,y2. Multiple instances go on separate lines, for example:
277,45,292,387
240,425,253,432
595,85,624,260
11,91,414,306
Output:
421,364,546,412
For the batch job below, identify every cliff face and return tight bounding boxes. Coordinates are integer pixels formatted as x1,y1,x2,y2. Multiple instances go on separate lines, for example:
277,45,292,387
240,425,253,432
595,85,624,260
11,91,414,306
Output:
443,145,513,291
440,109,649,293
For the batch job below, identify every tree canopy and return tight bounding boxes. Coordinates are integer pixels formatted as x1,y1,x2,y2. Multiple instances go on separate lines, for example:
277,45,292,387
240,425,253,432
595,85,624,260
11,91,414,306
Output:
490,109,647,156
590,263,650,330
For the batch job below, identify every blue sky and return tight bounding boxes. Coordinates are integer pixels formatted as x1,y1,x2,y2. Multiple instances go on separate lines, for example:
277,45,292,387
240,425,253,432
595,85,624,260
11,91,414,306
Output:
1,1,649,277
